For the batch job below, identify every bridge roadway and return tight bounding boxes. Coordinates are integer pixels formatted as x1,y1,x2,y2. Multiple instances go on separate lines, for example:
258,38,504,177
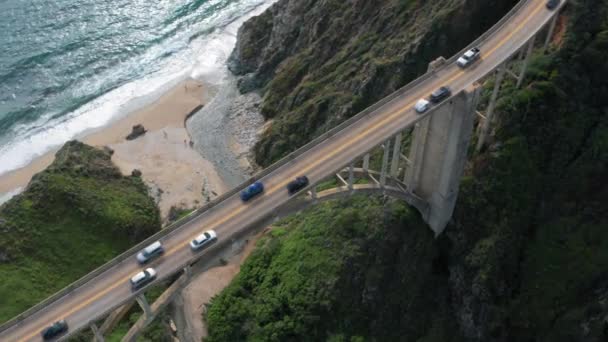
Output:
1,1,561,341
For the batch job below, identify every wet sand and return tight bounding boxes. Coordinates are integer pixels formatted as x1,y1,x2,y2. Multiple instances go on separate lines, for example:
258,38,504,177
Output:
0,79,227,218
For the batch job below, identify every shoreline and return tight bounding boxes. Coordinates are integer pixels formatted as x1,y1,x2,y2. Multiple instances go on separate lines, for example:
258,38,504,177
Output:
0,79,228,219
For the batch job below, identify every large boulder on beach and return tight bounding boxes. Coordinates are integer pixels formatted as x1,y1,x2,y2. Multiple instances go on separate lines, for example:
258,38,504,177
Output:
126,124,147,140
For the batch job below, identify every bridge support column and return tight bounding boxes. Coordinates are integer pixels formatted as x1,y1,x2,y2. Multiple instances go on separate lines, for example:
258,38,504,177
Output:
405,88,480,235
135,294,153,323
476,63,507,152
516,35,536,88
90,322,105,342
544,13,558,51
362,153,370,173
97,302,134,338
348,163,354,191
517,47,525,60
310,186,317,201
390,133,402,177
183,265,192,280
405,119,428,192
380,139,391,187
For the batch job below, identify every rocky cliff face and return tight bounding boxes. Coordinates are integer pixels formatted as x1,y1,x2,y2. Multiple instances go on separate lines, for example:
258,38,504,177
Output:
229,0,517,166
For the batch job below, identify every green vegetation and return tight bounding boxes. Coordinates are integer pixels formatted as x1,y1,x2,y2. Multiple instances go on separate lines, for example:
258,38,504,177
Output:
230,0,518,166
205,196,462,341
446,0,608,339
0,141,160,323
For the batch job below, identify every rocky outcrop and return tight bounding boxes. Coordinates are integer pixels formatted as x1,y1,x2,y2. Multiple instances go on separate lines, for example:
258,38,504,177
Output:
0,141,160,323
230,0,518,166
126,124,147,140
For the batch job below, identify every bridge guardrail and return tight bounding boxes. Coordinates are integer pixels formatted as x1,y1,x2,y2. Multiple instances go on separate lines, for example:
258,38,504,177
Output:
0,0,533,333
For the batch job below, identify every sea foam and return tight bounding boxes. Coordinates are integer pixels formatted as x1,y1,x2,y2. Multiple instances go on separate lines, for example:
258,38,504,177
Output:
0,0,275,177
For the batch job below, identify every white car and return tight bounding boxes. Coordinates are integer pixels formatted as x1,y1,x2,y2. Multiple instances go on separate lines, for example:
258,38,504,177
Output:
415,99,430,113
130,268,157,290
190,230,217,251
456,47,481,68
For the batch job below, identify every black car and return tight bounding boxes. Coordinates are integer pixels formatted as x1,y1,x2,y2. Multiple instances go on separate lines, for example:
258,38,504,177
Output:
546,0,560,10
430,86,452,103
287,176,309,194
41,320,68,340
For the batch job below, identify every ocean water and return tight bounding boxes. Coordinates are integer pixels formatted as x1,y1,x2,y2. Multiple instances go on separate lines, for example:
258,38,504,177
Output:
0,0,273,176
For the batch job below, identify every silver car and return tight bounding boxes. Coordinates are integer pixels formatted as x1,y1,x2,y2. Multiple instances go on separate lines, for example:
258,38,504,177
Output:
415,99,430,113
190,230,217,251
136,241,164,264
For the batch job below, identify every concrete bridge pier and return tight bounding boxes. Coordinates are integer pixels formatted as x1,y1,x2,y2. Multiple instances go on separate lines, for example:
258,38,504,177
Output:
135,294,153,323
348,163,355,191
544,13,559,51
476,63,507,152
405,87,481,235
380,138,391,187
516,35,536,88
96,302,134,339
362,153,370,173
309,186,317,201
390,133,403,177
90,322,105,342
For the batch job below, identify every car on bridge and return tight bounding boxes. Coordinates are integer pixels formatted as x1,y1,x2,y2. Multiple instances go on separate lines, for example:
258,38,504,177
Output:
456,47,481,68
41,320,68,340
190,230,217,251
240,181,264,202
287,176,309,194
136,241,164,264
130,268,157,290
430,86,452,103
546,0,560,9
415,99,430,113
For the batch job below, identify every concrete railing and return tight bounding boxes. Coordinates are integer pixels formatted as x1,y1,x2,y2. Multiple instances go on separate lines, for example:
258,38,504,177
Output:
0,0,539,333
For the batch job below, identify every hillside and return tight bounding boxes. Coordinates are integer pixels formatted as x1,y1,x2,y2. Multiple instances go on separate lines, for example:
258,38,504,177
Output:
229,0,518,166
0,141,160,323
205,0,608,341
205,196,454,341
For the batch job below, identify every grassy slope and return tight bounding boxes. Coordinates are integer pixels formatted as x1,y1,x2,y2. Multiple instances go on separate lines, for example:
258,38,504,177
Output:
0,141,160,323
205,196,460,342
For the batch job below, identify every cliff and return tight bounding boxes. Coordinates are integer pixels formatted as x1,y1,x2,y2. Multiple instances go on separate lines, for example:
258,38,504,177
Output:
229,0,517,166
205,0,608,341
0,141,160,323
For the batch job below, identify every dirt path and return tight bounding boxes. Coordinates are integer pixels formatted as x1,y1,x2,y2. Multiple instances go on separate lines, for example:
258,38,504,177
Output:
174,233,262,341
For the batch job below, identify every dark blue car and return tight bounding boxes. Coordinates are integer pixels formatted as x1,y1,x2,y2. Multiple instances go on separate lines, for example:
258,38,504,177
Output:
240,181,264,202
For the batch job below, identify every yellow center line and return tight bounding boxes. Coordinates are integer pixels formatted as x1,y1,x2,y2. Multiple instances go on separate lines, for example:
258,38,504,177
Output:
18,2,547,340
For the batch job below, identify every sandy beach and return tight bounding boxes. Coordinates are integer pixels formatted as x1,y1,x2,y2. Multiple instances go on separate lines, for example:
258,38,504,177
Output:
0,79,227,219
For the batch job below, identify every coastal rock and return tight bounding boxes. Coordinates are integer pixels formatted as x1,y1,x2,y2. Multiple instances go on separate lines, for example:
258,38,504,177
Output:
103,146,115,156
36,140,123,181
126,124,147,140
